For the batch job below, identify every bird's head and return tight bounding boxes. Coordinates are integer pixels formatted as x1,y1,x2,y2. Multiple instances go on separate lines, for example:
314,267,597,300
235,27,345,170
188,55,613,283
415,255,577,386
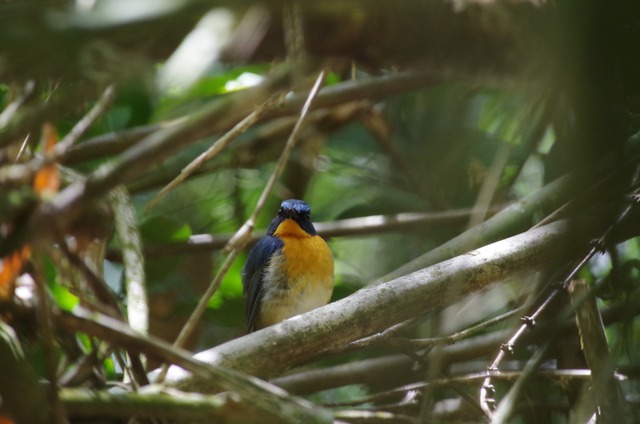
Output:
268,199,317,237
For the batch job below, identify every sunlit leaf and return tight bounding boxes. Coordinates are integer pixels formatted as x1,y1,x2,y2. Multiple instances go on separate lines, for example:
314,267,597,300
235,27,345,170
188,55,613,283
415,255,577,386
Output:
51,282,79,311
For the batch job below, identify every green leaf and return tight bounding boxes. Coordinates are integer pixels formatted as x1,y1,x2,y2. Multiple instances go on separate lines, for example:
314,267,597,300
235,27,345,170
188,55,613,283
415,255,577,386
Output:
51,283,79,312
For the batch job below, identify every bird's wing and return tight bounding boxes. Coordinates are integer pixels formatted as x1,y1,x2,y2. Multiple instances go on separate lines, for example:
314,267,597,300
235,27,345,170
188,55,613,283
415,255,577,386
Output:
241,235,284,332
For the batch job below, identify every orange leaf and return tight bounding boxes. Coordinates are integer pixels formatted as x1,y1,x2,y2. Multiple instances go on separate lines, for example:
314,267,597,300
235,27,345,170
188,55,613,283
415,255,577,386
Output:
33,122,60,196
0,416,16,424
0,246,31,300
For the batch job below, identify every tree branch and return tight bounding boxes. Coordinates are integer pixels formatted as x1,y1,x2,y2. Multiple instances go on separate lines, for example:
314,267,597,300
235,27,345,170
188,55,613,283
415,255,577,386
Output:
65,69,441,165
164,219,581,391
56,307,332,424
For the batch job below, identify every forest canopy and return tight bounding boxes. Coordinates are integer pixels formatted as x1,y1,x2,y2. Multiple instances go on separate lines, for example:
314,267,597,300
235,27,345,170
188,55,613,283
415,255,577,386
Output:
1,0,640,423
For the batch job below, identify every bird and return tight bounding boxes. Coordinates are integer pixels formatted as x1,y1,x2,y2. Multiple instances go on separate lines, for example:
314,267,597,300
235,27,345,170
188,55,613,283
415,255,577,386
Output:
242,199,334,332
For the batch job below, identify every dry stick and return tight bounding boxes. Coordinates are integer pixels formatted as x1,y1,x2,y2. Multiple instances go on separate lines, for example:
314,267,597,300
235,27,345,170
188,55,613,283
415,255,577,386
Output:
146,95,282,211
272,293,640,397
154,70,327,384
334,410,416,423
54,84,116,158
33,256,66,424
478,288,557,417
112,187,148,335
0,80,36,128
162,220,571,394
226,69,327,251
487,166,640,423
467,142,512,228
327,369,617,409
391,307,525,350
57,307,332,424
136,205,507,259
479,255,597,418
111,186,149,384
65,70,440,165
0,85,114,183
569,280,629,422
347,305,523,354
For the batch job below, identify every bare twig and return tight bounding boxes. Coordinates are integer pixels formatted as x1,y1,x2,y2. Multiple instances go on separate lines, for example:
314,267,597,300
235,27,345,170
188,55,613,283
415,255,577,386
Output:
65,70,441,165
57,306,333,424
0,80,36,129
115,205,506,261
226,69,327,251
111,186,149,383
0,65,293,258
162,220,574,391
54,84,116,158
467,142,512,228
388,306,524,350
154,70,327,385
146,94,283,210
376,173,574,284
112,187,148,336
325,369,621,409
488,167,640,423
33,255,66,424
569,280,630,422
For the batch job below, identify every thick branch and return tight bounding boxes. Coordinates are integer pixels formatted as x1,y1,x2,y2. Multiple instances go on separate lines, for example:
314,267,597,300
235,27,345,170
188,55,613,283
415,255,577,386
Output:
109,206,504,261
65,70,441,165
164,220,580,391
61,388,285,424
57,307,332,424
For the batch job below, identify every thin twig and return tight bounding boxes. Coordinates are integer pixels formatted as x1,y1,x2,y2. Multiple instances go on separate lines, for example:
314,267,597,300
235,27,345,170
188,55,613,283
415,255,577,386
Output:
56,84,116,158
325,369,617,409
467,143,512,228
66,69,440,165
487,165,640,422
334,410,417,423
112,187,148,335
57,306,333,424
0,80,36,129
390,306,524,350
33,255,66,424
226,69,327,251
153,251,240,385
154,70,327,385
569,280,630,422
146,94,283,211
111,186,149,382
113,205,507,261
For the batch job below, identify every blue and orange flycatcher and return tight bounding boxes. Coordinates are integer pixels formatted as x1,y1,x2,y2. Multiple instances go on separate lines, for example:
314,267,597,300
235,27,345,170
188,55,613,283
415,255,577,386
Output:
242,199,334,332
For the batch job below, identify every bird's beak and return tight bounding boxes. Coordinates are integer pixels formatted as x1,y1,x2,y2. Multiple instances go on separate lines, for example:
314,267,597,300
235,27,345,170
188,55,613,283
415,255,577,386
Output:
282,209,297,220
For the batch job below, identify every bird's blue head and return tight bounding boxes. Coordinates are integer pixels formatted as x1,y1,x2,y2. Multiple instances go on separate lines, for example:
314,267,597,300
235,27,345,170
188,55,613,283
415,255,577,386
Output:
267,199,317,236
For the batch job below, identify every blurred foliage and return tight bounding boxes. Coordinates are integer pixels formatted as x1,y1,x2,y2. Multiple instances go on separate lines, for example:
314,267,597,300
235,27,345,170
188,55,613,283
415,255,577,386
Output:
1,0,640,423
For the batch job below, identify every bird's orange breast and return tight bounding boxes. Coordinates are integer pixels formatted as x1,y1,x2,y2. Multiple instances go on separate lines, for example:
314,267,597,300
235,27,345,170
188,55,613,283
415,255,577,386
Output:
256,218,333,328
274,219,334,283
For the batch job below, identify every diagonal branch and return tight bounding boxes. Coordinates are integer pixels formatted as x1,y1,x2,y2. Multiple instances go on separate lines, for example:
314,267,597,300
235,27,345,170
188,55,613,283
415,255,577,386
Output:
163,219,589,391
1,65,292,257
57,306,332,424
